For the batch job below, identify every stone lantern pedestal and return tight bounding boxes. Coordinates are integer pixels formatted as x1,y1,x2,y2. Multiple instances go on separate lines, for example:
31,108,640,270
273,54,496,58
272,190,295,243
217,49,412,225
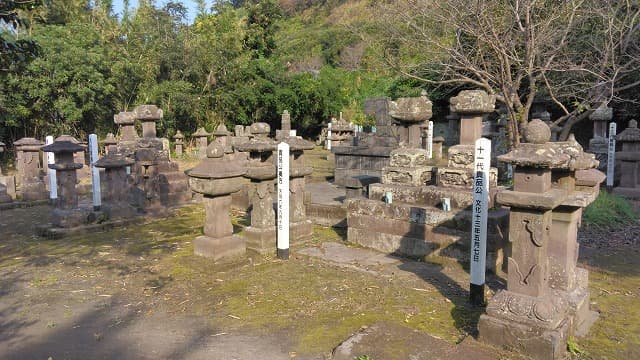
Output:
42,140,87,227
235,123,278,254
283,136,315,241
479,120,600,360
95,154,136,219
14,137,47,201
188,144,247,261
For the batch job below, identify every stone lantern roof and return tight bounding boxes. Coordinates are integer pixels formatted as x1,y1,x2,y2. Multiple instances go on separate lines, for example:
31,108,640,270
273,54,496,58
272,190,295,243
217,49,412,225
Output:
589,105,613,121
114,111,135,125
193,127,211,137
173,130,184,140
213,123,232,137
616,120,640,142
449,90,496,114
389,95,433,122
95,153,134,168
14,137,44,151
498,119,598,170
41,141,85,154
134,105,163,120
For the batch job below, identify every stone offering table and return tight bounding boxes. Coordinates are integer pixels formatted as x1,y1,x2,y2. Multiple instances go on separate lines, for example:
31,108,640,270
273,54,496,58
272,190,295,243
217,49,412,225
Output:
235,123,277,254
41,140,89,227
478,120,601,359
14,137,47,201
613,119,640,198
188,144,247,261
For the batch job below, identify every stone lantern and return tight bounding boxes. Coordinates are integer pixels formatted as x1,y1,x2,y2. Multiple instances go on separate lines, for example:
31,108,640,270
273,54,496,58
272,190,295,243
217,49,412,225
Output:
613,119,640,198
55,135,88,180
193,127,211,158
588,105,613,167
135,105,163,139
388,94,433,148
114,111,137,142
450,90,496,145
41,140,87,227
479,120,601,359
173,130,184,157
187,144,247,261
282,136,315,241
235,122,278,254
95,154,136,219
14,137,47,201
212,123,233,153
103,133,118,155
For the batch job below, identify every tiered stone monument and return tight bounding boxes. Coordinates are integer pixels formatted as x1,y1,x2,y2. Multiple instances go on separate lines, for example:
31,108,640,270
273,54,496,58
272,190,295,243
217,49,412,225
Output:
173,130,184,157
436,90,498,189
212,123,233,153
41,140,89,227
14,137,47,201
125,105,192,215
187,144,247,260
0,141,13,203
388,94,432,148
283,136,315,241
613,119,640,198
478,120,601,360
55,135,88,180
193,127,210,158
95,153,136,219
588,105,613,170
114,111,138,156
235,123,278,254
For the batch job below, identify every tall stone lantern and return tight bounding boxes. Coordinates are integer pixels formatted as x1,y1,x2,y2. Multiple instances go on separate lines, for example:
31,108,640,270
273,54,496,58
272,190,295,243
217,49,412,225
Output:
235,123,278,254
41,140,87,227
479,120,600,360
173,130,184,157
187,144,247,261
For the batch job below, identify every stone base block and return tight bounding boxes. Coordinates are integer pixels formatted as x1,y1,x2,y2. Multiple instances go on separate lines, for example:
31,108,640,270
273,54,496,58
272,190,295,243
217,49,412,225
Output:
20,181,48,201
478,313,569,360
244,226,276,254
290,220,313,242
194,234,246,261
556,268,598,337
0,184,12,203
382,166,433,186
612,186,640,199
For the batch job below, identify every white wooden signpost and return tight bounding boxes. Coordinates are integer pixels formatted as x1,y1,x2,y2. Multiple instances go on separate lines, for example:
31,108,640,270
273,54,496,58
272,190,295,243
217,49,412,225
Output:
470,137,491,306
607,122,616,190
45,135,57,202
426,120,434,158
277,142,290,260
89,134,101,211
326,122,332,150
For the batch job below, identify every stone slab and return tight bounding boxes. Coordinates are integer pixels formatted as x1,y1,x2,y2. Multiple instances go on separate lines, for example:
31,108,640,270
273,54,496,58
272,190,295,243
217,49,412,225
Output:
194,234,246,261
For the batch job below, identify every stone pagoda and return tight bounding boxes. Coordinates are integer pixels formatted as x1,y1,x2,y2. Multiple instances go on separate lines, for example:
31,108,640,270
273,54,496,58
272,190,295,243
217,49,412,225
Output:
187,144,247,261
193,127,211,158
479,120,601,359
173,130,185,157
613,119,640,198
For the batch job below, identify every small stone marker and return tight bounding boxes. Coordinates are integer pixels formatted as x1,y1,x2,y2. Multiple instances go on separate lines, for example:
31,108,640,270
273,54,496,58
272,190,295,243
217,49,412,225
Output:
427,120,434,158
326,122,332,150
607,122,616,190
45,136,57,201
470,137,491,306
89,134,101,211
277,142,290,259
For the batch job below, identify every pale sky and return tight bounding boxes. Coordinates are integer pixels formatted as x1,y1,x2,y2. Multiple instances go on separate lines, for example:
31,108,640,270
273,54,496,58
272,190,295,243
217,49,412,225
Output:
111,0,201,23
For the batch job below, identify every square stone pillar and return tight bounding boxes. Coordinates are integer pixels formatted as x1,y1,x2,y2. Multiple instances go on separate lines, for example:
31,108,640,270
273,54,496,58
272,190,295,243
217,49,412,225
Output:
114,111,137,141
135,105,163,139
450,90,496,146
14,137,47,201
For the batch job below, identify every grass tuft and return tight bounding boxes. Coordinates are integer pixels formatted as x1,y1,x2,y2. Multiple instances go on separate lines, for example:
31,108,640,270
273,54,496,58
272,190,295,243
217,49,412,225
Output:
583,191,638,228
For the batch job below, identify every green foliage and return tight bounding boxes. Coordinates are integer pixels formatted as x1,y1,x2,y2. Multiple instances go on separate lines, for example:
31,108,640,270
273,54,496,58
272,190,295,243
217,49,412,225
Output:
567,337,585,356
355,356,372,360
583,191,639,228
